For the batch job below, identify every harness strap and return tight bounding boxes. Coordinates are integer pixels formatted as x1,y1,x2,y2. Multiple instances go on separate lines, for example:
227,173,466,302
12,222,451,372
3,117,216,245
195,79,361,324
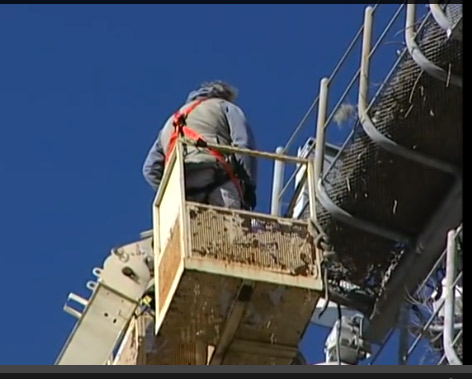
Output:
165,99,245,201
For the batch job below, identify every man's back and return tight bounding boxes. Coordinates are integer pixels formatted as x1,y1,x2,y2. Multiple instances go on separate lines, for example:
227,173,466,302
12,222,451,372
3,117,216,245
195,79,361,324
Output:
142,81,258,210
159,97,234,167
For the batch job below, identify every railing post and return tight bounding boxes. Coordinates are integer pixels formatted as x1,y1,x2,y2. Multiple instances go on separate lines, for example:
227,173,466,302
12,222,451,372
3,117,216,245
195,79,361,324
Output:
358,6,374,117
405,3,462,87
307,160,317,221
313,77,329,194
444,229,462,365
271,146,285,216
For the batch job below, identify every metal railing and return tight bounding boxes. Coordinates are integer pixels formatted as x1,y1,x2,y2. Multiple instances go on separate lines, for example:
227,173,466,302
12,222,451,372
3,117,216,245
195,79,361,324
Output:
280,2,462,243
367,224,462,365
271,3,419,219
284,2,462,363
442,227,462,365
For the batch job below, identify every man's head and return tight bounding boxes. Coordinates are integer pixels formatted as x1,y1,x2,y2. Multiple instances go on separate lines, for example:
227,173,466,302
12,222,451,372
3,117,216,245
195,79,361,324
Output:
186,80,238,103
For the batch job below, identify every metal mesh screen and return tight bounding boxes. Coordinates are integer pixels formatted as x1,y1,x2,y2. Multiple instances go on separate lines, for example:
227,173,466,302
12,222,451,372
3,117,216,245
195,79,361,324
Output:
187,203,319,277
303,7,462,307
444,2,463,28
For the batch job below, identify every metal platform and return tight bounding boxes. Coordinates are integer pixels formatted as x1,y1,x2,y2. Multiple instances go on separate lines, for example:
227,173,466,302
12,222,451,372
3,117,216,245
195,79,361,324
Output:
55,142,324,365
143,143,323,365
55,237,154,365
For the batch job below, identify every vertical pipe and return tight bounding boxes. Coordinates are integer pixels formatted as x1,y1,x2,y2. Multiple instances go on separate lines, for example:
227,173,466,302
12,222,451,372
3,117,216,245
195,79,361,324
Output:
307,160,317,221
443,230,462,365
358,6,374,116
313,77,329,192
271,146,285,216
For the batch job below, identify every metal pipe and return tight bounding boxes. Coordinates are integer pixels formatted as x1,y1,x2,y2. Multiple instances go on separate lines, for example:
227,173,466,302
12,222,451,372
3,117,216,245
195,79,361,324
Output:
292,128,356,218
405,3,462,88
358,4,459,176
283,170,307,218
438,329,462,365
359,6,374,115
280,4,404,204
278,164,301,204
365,7,431,114
427,323,462,333
284,76,330,208
429,2,451,32
307,160,317,221
271,146,285,216
185,140,309,164
314,78,329,191
443,229,462,365
283,10,372,152
324,3,404,130
416,224,462,295
405,271,462,359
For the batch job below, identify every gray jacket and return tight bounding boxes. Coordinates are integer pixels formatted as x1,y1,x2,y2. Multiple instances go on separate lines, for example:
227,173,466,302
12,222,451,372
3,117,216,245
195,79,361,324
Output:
142,91,258,193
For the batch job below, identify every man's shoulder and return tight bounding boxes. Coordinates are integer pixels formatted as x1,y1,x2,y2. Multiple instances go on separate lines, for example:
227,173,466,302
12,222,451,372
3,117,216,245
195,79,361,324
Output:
206,98,244,114
203,97,231,108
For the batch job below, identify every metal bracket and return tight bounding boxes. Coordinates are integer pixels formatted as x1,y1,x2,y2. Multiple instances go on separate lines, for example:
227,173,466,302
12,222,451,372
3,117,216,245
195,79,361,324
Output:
55,237,153,365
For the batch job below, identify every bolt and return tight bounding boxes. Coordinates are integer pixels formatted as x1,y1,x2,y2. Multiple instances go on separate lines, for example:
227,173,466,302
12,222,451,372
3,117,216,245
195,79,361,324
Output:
122,266,137,279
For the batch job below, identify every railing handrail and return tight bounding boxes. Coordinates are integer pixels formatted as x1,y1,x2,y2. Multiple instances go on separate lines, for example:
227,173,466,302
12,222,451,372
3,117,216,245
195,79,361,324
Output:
282,3,381,153
279,3,410,217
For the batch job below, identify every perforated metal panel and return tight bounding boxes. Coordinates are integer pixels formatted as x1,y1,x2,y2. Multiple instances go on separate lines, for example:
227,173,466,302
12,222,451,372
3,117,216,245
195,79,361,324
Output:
444,2,463,28
187,203,319,278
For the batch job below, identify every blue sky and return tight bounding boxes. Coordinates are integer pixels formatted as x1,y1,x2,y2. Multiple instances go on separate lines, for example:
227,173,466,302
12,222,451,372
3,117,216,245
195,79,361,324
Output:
0,4,432,365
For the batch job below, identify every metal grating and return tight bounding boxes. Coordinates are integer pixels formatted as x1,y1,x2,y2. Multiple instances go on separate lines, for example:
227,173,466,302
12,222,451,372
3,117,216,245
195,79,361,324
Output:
304,7,462,307
444,2,463,28
188,203,318,277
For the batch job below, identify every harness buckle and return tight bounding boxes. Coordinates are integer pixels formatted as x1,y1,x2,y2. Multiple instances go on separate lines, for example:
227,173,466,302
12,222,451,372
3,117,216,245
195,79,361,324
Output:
172,113,187,127
195,138,207,148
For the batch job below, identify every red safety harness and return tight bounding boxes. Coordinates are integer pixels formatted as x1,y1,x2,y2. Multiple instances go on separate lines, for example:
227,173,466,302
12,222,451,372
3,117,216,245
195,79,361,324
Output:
165,99,244,200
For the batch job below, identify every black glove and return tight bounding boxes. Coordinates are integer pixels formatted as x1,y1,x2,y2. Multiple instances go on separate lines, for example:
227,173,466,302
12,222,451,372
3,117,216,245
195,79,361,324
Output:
243,183,257,210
